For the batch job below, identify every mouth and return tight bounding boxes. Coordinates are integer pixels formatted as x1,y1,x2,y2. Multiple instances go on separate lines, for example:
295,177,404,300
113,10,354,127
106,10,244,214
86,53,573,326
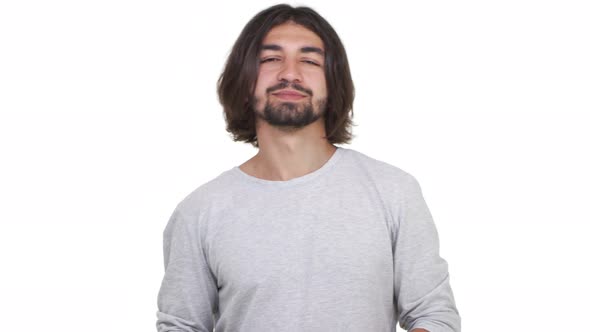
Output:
271,90,307,101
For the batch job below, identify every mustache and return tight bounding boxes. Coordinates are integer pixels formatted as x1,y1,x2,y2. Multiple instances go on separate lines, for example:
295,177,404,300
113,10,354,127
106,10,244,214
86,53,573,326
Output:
266,81,313,96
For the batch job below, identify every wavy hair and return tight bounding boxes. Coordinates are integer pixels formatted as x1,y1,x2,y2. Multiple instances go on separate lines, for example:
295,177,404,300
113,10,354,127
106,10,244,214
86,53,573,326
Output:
217,4,355,148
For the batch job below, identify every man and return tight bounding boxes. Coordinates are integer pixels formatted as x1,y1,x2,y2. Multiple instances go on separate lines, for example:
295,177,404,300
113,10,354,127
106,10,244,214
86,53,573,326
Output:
156,4,460,332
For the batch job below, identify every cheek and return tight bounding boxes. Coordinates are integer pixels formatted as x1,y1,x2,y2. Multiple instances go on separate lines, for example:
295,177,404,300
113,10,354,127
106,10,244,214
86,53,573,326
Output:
254,71,273,96
253,82,267,100
254,84,264,98
313,75,328,97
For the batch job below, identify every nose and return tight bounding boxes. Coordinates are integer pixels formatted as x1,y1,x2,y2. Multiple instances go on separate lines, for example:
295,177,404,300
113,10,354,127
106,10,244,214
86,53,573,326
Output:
277,59,303,83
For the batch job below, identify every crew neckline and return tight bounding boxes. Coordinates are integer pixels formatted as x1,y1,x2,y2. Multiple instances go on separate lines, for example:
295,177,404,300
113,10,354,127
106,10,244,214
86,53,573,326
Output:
232,147,345,187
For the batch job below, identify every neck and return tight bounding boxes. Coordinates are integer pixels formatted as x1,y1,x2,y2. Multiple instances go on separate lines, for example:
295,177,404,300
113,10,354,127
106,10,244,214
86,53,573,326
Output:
241,120,337,181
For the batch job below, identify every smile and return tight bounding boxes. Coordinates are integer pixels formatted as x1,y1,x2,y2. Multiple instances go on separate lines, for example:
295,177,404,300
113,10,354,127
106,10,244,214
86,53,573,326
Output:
272,91,307,101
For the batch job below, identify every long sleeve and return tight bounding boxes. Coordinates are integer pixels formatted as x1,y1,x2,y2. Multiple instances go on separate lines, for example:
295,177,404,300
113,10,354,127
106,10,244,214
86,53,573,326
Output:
393,175,461,332
156,207,219,332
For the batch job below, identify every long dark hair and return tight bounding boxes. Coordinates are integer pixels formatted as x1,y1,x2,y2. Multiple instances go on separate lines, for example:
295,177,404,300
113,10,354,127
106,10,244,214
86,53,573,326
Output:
217,4,355,148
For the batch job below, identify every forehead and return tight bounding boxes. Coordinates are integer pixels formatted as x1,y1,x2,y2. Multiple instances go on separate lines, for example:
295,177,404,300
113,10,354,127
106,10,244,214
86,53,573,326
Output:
261,22,324,50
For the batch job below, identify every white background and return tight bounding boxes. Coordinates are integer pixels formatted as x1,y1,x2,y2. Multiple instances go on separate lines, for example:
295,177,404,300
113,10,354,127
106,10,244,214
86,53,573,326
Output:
1,0,589,331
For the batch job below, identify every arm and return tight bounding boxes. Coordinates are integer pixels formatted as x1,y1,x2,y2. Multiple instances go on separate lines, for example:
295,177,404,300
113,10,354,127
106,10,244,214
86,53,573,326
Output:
156,207,219,332
393,175,461,332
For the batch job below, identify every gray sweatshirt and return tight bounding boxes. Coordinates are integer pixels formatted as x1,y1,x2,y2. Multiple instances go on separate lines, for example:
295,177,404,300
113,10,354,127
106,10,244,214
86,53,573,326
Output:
156,147,460,331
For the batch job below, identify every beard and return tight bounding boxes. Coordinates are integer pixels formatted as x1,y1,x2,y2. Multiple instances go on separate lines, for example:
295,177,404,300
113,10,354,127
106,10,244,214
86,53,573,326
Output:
252,83,326,131
252,95,327,132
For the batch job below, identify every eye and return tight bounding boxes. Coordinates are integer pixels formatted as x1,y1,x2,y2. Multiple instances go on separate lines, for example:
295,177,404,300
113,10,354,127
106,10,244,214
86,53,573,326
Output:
302,60,320,66
260,57,280,63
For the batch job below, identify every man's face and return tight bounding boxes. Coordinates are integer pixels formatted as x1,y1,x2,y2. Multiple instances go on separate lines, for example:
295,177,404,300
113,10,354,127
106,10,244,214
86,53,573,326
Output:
252,21,328,130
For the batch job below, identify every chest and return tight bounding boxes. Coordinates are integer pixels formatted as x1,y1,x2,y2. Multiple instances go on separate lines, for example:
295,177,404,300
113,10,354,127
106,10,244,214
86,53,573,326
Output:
207,186,394,297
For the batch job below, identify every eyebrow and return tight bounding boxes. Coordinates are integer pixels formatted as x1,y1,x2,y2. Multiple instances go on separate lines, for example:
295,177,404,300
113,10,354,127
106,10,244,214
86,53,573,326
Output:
261,44,325,56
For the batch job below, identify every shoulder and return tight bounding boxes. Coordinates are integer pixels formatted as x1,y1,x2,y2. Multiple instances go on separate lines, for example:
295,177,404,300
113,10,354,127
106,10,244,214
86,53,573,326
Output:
342,147,425,213
342,147,418,188
173,168,237,218
340,147,425,228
